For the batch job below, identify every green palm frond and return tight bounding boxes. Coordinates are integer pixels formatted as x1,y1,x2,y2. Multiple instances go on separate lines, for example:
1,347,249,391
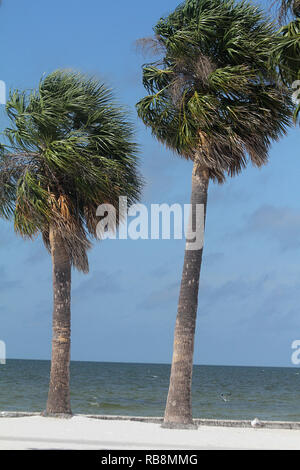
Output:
1,70,142,272
271,2,300,121
271,18,300,121
137,0,293,182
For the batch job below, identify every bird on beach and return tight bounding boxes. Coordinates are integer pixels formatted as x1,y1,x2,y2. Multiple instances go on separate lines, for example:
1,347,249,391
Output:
251,418,262,428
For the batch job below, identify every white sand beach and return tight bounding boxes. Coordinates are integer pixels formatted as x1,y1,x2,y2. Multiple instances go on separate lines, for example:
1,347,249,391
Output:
0,416,300,450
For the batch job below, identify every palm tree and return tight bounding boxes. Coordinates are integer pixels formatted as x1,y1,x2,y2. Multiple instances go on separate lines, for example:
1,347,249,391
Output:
1,70,141,416
137,0,292,428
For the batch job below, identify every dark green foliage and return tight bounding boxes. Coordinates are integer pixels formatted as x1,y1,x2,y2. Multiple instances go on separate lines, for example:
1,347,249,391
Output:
271,1,300,121
137,0,293,182
0,70,142,271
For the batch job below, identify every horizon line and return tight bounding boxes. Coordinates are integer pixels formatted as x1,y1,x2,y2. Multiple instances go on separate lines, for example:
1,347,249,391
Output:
4,358,299,370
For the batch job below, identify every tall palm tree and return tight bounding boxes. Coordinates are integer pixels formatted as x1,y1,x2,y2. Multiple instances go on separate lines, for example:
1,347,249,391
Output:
137,0,292,428
1,70,141,416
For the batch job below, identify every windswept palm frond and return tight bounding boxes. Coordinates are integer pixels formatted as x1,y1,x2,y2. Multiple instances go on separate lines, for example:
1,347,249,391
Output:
1,70,142,272
137,0,293,182
270,1,300,122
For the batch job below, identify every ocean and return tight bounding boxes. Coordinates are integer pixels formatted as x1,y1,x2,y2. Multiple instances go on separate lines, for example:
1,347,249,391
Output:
1,359,300,421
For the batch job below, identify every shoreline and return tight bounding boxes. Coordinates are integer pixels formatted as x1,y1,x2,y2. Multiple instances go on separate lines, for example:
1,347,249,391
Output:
0,414,300,449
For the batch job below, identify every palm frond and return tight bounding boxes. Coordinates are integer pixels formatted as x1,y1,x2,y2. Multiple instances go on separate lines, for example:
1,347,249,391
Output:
2,70,142,272
137,0,293,182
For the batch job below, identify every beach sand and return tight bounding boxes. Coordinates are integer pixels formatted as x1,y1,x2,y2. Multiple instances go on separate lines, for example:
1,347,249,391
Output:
0,416,300,450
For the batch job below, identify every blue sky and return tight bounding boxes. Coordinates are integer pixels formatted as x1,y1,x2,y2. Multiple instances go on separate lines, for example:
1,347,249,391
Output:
0,0,299,367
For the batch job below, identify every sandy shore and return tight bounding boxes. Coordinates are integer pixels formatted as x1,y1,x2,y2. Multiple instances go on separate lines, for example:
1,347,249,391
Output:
0,416,300,450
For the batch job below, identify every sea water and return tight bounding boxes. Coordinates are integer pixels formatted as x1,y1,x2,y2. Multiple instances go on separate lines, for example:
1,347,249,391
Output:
1,360,300,421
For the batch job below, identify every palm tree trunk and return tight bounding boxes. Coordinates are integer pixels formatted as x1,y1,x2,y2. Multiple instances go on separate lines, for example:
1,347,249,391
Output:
45,225,72,416
163,161,209,429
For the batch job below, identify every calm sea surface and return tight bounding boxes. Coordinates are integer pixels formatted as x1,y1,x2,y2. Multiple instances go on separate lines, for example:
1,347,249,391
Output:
1,360,300,421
